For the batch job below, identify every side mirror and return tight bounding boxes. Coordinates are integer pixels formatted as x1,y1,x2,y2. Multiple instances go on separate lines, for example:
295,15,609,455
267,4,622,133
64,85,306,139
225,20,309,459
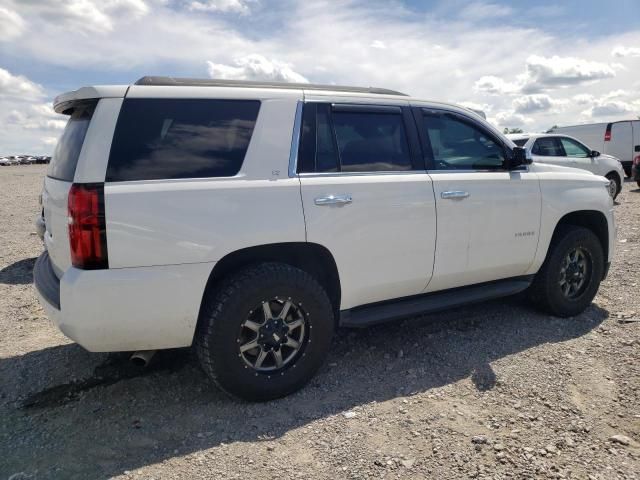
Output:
590,150,601,157
507,146,532,169
635,145,640,153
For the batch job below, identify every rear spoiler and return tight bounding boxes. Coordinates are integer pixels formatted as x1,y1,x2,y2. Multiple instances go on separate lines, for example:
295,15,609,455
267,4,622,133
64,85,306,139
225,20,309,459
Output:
53,85,128,114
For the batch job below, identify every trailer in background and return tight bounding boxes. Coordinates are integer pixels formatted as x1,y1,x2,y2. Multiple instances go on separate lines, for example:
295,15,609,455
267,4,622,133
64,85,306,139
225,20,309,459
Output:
550,120,640,177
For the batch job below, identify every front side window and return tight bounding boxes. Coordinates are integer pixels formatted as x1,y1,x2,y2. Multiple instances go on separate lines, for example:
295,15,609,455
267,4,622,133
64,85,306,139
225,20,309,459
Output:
332,110,412,172
532,137,564,156
559,137,590,158
422,113,505,170
107,98,260,181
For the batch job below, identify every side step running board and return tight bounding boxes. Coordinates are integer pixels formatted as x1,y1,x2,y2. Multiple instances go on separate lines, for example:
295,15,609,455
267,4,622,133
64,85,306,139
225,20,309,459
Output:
339,276,534,328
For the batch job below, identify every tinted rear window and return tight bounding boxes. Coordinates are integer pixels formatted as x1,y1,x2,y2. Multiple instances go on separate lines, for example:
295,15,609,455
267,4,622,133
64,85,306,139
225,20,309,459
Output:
107,98,260,182
332,111,412,172
47,101,97,182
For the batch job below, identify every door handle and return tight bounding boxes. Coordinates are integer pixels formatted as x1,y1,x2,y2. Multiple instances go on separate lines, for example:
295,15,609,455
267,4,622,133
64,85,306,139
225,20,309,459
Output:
314,194,353,206
441,191,470,200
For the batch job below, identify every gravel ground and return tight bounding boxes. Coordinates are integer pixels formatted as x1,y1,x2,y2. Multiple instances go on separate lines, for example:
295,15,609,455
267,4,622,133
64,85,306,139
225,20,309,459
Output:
1,164,639,480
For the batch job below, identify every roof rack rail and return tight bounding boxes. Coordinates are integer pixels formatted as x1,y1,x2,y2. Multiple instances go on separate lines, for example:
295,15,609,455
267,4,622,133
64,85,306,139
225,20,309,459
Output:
135,76,408,96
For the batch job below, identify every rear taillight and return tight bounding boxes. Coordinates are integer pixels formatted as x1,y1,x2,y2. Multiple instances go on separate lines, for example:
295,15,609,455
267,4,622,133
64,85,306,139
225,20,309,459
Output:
68,183,108,269
604,123,612,141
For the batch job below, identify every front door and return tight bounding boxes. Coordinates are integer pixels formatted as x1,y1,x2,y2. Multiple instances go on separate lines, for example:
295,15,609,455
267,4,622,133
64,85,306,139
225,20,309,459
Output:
414,107,541,293
297,102,437,310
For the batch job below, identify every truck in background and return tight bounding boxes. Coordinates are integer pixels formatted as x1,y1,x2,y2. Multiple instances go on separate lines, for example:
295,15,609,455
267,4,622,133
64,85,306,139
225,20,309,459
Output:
550,120,640,178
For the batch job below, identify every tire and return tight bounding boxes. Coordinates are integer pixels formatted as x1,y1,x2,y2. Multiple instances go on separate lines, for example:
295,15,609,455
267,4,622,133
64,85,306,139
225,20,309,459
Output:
195,262,334,401
605,173,621,200
637,181,640,189
528,225,604,317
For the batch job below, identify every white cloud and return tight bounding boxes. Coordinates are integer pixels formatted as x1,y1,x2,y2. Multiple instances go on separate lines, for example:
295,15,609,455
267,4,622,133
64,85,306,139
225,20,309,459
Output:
0,0,639,151
492,110,533,129
475,55,616,96
611,45,640,58
188,0,254,14
572,94,595,105
207,54,308,83
0,6,24,40
0,68,44,99
521,55,616,92
459,2,512,20
42,136,58,146
473,76,519,95
4,0,149,34
512,94,566,113
588,100,634,117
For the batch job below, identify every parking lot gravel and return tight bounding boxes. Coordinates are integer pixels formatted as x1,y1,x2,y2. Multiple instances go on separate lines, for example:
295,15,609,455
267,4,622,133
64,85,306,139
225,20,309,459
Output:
1,164,639,479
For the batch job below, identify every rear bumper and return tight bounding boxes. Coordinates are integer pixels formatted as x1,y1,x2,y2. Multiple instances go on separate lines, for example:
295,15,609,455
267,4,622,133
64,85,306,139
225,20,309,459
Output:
33,251,214,352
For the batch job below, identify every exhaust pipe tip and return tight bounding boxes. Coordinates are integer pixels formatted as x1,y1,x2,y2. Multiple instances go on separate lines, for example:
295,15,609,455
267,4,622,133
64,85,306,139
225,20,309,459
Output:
130,350,157,367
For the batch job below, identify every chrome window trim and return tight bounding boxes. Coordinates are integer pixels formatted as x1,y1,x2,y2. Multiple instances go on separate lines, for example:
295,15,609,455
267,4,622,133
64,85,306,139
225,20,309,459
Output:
426,166,530,174
297,170,428,178
288,100,303,178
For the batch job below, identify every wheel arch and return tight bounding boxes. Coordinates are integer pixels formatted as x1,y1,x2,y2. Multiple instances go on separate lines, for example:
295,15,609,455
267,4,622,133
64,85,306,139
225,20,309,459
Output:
552,210,609,266
198,242,342,323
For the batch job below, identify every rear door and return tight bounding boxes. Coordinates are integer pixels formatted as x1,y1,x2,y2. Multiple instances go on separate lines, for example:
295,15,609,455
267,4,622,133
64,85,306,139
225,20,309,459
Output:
414,107,541,292
530,136,567,167
43,100,98,277
297,102,436,310
606,121,633,163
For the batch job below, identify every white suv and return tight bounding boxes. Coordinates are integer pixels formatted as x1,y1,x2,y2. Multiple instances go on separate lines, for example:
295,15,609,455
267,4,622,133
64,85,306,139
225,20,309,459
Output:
507,133,625,199
34,77,616,401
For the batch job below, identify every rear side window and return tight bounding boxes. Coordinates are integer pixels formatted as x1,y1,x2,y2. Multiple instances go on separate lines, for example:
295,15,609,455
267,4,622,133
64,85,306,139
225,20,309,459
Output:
333,110,412,172
107,98,260,181
298,103,414,173
48,101,97,181
532,137,564,156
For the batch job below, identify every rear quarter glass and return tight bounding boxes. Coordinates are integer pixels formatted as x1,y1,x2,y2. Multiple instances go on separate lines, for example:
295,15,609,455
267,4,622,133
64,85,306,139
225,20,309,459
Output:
47,101,98,182
106,98,261,182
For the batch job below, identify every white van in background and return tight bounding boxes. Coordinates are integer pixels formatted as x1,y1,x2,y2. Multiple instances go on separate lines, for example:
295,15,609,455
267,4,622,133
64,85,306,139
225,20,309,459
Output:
550,120,640,178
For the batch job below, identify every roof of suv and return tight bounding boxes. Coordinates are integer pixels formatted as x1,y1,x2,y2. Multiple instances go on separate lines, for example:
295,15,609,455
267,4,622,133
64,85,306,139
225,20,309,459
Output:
135,76,409,96
52,77,493,129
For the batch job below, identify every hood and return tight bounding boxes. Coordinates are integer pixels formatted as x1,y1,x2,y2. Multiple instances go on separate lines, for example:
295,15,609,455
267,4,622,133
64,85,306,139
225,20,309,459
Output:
598,153,621,163
529,162,595,175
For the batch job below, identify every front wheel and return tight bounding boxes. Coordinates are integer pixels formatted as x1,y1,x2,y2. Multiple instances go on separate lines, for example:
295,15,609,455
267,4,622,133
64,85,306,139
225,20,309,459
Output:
529,226,604,317
195,262,334,401
605,173,620,200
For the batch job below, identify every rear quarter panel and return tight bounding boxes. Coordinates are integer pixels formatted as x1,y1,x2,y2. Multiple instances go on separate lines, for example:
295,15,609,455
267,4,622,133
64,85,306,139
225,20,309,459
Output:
104,94,305,268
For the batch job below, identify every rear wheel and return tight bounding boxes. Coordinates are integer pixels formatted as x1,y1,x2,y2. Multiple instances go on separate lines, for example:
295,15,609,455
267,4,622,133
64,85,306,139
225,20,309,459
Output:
195,262,334,401
529,226,604,317
605,173,620,200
